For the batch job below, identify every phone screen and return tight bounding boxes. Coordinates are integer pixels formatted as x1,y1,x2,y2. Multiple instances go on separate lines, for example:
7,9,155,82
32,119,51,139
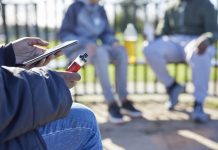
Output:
21,40,78,66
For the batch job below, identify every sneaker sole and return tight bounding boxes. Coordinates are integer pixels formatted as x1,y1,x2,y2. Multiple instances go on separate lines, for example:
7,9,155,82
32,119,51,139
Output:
191,113,210,124
121,109,142,118
108,116,126,124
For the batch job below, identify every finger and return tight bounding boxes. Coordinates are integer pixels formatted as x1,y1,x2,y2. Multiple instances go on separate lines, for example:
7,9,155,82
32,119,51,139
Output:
66,72,81,81
33,47,45,56
68,81,77,89
24,63,35,69
24,65,32,70
43,55,55,66
34,59,46,67
27,37,49,46
59,71,81,81
54,51,64,57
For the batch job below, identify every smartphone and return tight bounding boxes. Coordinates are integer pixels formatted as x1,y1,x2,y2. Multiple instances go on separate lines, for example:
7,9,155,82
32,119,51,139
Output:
20,40,78,66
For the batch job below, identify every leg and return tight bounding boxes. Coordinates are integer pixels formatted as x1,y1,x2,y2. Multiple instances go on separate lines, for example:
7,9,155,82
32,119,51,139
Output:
89,46,115,103
185,41,216,123
108,45,128,101
89,45,129,124
143,36,185,110
38,103,102,150
185,42,216,103
108,45,142,118
143,36,185,86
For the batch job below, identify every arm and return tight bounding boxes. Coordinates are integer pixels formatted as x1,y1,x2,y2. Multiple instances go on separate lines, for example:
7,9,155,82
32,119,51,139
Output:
0,37,59,68
59,3,90,45
201,1,218,43
195,1,218,55
155,10,172,36
0,67,72,143
0,44,16,66
99,7,118,45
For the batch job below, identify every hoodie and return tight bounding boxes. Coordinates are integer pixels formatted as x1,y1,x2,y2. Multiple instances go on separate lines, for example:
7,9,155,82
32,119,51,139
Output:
59,0,117,47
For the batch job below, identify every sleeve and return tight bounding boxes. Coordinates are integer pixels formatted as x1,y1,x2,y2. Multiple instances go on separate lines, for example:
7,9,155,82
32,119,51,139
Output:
155,10,172,36
59,3,90,45
201,1,218,43
99,7,118,45
0,44,16,66
0,67,72,143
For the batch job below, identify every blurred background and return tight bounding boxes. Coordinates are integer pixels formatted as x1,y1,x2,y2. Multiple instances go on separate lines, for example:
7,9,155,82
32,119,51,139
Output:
0,0,217,97
1,1,218,150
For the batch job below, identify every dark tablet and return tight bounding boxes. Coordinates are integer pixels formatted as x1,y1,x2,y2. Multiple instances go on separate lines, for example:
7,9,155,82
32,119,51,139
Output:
21,40,78,66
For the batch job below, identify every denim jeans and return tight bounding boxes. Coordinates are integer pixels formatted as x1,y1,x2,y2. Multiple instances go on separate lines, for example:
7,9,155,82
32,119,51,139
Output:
38,103,103,150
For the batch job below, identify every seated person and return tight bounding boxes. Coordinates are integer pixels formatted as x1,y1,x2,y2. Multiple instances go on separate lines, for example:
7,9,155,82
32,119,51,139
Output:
59,0,141,124
0,37,102,150
143,0,218,123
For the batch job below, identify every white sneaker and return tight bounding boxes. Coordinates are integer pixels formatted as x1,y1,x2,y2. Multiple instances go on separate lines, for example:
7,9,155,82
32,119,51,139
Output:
191,102,209,124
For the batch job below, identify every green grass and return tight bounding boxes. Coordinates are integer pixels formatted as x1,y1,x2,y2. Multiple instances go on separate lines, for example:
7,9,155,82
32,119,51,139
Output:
73,63,218,83
52,33,218,83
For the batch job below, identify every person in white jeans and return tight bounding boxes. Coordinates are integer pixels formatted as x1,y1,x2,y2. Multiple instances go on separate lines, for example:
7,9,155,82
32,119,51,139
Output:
144,34,216,123
143,0,218,123
145,35,215,101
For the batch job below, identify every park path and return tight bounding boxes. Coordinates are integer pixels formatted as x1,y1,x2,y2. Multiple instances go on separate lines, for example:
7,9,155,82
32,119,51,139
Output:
84,96,218,150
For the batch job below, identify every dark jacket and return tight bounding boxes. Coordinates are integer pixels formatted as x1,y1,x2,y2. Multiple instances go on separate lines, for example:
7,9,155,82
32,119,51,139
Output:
0,44,73,149
156,0,218,42
59,1,117,46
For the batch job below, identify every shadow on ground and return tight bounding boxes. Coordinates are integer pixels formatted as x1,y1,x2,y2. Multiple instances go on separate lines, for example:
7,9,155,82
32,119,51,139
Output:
87,101,218,150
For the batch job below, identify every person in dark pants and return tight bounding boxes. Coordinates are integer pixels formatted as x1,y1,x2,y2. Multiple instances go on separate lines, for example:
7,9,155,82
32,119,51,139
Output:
59,0,142,124
0,37,103,150
143,0,218,123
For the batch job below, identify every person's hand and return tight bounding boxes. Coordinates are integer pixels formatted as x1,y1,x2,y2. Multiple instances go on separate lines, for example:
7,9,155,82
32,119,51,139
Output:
86,43,97,57
195,36,211,55
12,37,48,63
12,37,63,68
56,71,81,89
24,52,61,69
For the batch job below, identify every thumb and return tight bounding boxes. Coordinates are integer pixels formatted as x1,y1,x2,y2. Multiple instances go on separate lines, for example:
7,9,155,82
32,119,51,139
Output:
57,71,81,82
26,37,49,46
66,72,81,81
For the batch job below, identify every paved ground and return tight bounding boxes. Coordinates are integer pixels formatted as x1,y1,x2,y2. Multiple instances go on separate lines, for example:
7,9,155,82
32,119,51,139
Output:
81,95,218,150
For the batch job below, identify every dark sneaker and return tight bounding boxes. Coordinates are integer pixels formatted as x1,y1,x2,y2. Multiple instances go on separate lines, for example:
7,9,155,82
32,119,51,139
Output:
191,101,209,124
121,100,142,118
108,102,125,124
165,82,184,111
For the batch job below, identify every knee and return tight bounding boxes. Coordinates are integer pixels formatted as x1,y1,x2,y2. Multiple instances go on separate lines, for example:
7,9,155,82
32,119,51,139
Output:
94,47,109,63
115,46,128,63
188,50,212,64
143,45,153,58
69,103,98,128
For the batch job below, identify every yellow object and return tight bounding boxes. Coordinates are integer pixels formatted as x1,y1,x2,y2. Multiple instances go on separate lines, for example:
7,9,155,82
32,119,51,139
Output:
124,40,137,63
124,23,137,63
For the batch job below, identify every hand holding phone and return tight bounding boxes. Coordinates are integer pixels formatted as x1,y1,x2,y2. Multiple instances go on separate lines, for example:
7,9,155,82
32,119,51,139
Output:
66,53,88,72
18,40,78,67
12,37,48,64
